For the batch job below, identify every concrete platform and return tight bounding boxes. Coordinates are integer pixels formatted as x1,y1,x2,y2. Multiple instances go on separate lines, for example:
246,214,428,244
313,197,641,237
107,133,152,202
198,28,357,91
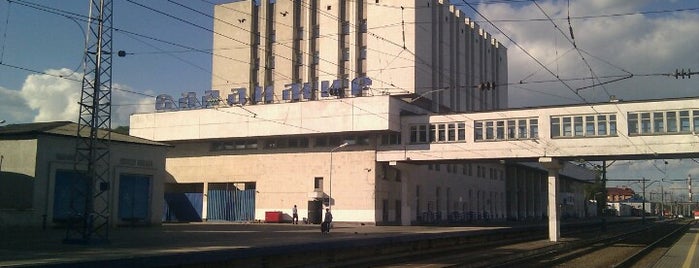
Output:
0,222,511,267
653,222,699,268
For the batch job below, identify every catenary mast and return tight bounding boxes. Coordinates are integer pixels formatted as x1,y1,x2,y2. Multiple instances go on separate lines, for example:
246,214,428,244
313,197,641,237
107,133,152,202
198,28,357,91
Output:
64,0,113,244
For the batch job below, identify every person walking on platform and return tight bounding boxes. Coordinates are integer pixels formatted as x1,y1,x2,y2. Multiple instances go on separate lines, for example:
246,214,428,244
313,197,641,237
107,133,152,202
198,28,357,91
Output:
321,208,333,234
292,205,299,224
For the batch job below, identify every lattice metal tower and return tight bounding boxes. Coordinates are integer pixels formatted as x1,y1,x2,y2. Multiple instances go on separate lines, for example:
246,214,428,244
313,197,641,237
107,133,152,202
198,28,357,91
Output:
64,0,113,244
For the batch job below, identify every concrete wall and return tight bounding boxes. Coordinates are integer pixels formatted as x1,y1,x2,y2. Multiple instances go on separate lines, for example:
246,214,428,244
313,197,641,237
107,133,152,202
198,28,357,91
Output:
132,95,424,141
165,142,379,223
0,139,38,226
161,136,510,225
393,162,507,223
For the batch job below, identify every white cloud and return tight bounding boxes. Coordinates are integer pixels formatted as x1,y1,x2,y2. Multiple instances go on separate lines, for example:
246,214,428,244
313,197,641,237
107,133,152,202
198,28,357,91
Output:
0,68,152,127
19,68,81,123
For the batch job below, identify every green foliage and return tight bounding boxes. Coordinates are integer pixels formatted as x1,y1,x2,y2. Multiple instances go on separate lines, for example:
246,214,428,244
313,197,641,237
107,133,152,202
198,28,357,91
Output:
112,126,130,135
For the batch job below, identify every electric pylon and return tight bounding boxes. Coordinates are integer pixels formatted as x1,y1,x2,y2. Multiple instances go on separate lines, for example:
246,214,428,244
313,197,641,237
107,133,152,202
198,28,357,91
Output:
64,0,113,244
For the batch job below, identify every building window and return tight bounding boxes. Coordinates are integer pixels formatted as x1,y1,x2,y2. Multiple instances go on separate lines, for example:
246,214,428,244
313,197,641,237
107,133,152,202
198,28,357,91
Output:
437,124,446,141
629,110,694,136
475,118,537,141
680,111,691,132
530,119,538,138
341,21,350,34
418,125,428,143
507,120,516,139
562,117,572,136
496,121,505,140
211,139,258,151
474,122,483,140
641,113,651,134
312,25,320,38
296,27,304,39
551,114,615,138
360,19,368,33
381,132,401,145
359,46,367,59
447,123,456,141
628,113,638,134
457,123,466,140
485,122,494,140
596,115,606,135
667,111,677,132
342,47,350,61
585,116,595,136
314,177,323,191
518,119,528,138
653,112,664,133
573,116,584,136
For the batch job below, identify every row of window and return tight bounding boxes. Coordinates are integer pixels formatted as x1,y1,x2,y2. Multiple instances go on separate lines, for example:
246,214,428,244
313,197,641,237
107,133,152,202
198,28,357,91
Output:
407,110,699,143
428,164,504,180
210,135,370,151
628,110,699,135
475,118,538,141
417,185,504,217
551,114,617,138
211,110,699,152
409,123,467,143
409,118,539,144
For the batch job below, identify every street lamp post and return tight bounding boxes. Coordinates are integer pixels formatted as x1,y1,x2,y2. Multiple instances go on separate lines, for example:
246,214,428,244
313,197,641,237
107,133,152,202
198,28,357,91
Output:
329,142,349,211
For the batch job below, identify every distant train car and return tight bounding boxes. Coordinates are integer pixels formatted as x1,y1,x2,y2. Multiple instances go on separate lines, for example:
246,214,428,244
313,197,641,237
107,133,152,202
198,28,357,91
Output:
694,210,699,220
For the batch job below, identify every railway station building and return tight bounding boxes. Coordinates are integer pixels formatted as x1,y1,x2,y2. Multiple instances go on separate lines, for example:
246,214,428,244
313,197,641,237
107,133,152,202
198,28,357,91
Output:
129,0,595,225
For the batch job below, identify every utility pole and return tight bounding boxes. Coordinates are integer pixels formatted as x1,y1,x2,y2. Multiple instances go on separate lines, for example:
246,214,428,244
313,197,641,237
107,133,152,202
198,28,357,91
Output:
689,174,697,214
64,0,113,244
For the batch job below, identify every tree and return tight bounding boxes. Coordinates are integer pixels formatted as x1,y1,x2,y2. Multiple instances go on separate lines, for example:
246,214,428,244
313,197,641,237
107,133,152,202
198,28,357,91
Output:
112,126,129,135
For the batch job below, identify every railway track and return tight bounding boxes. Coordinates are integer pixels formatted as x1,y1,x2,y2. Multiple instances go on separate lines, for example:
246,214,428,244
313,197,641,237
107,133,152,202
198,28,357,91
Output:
363,219,692,268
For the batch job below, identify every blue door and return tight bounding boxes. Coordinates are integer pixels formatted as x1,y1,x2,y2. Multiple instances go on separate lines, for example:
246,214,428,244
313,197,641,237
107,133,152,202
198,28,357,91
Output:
53,170,89,222
207,183,255,222
118,174,151,222
163,192,203,222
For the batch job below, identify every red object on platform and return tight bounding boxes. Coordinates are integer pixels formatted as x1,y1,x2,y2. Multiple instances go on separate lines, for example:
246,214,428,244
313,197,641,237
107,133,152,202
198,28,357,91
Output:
265,211,282,223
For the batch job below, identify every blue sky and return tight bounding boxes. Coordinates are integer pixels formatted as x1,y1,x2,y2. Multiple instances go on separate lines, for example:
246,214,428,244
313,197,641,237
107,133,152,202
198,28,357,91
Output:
0,0,698,199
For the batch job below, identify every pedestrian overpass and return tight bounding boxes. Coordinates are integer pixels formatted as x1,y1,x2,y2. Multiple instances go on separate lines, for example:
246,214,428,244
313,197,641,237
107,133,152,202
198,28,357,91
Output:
377,97,699,241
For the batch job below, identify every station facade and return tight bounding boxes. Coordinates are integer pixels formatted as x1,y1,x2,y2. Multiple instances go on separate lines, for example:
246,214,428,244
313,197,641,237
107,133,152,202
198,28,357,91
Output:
130,0,593,225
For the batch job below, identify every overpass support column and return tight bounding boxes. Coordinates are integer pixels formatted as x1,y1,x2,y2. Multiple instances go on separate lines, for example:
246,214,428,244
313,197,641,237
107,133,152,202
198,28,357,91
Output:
401,172,410,226
539,157,563,242
202,182,209,221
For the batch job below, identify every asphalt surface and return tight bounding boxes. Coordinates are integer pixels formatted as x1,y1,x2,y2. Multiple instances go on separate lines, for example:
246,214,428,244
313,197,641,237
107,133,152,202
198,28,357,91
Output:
0,222,508,267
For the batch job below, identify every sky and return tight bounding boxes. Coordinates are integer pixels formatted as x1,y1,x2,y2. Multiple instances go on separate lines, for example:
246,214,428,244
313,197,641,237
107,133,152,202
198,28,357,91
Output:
0,0,697,200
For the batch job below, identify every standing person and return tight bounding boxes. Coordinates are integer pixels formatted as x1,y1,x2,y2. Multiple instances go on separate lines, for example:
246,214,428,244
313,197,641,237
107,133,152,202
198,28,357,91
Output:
321,208,333,234
292,205,298,224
